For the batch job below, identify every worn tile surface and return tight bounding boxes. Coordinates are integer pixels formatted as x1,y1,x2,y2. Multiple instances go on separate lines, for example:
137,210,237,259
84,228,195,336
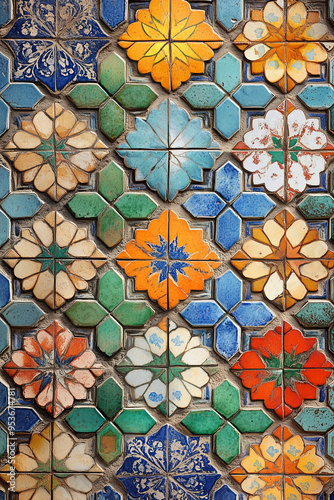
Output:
1,0,334,499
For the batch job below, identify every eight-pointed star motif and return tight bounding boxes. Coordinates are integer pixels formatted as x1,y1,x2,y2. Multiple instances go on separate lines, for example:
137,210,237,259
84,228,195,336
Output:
5,103,108,201
118,99,220,201
119,0,223,91
116,210,221,310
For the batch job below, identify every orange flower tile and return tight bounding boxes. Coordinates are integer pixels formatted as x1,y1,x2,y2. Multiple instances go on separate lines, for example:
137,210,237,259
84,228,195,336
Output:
116,210,221,309
119,0,223,91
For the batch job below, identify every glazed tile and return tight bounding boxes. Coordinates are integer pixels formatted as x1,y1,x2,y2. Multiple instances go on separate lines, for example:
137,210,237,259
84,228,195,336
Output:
116,209,221,310
4,104,108,201
4,211,107,309
119,0,223,91
4,0,109,93
231,209,334,310
117,99,221,200
232,321,333,418
68,52,158,141
1,0,334,498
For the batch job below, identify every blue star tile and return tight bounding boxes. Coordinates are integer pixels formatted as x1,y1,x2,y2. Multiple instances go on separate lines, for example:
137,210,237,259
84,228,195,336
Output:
232,193,275,218
232,302,274,327
118,100,220,200
216,209,241,251
183,193,226,218
216,271,242,311
4,0,109,93
215,316,240,360
181,301,224,327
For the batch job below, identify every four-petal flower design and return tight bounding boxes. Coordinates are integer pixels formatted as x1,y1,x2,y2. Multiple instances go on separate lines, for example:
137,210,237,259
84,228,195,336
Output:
118,317,217,415
4,321,104,417
119,0,223,91
232,322,333,418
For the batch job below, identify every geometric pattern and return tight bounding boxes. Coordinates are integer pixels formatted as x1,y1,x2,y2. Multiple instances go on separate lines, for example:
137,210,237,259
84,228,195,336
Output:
1,0,334,499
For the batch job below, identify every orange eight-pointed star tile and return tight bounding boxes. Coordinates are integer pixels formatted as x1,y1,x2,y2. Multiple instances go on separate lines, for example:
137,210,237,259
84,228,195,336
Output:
116,210,221,310
231,209,334,311
118,0,223,91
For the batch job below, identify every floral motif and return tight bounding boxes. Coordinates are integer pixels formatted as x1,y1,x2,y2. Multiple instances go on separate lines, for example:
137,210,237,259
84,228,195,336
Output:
232,322,333,418
4,211,106,309
234,0,329,92
231,426,330,500
118,99,220,201
116,209,221,310
117,424,220,499
231,210,334,310
118,318,217,415
4,321,104,417
4,0,109,92
119,0,223,91
1,423,102,498
233,101,334,202
5,104,108,201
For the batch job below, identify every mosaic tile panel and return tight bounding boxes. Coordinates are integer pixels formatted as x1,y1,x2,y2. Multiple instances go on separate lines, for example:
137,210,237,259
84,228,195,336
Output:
1,0,334,499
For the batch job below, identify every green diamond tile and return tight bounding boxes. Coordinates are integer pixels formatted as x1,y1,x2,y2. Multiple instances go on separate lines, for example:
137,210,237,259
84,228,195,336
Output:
115,409,156,434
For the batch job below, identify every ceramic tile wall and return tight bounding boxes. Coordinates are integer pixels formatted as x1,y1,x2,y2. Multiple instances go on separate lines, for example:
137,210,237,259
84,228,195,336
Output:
0,0,334,498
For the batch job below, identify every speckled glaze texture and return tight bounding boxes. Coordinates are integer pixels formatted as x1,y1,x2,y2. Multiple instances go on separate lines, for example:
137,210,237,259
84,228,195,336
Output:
1,0,334,499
